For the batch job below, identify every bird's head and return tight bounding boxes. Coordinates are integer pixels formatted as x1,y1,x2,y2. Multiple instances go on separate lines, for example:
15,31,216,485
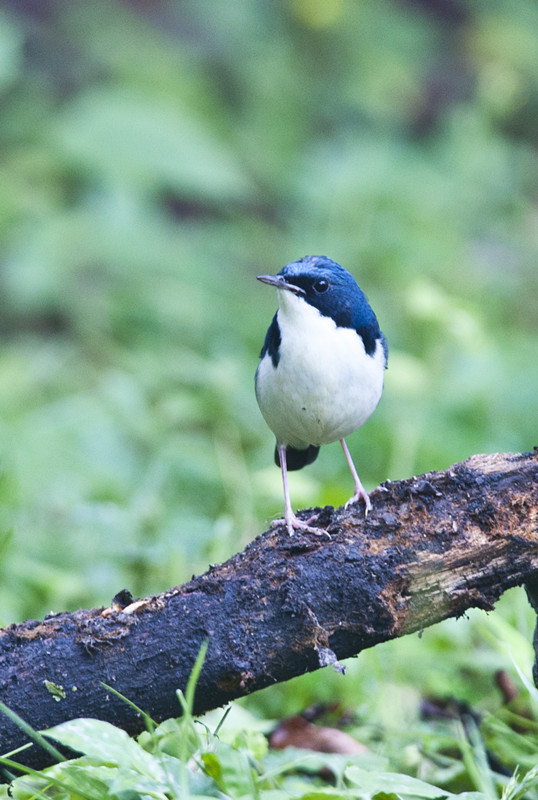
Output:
257,255,379,337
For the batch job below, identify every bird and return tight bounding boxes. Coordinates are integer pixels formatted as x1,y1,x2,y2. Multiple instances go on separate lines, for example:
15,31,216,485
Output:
255,255,388,535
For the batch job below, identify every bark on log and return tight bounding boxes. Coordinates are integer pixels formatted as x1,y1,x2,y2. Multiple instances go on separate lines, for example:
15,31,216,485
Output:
1,450,537,772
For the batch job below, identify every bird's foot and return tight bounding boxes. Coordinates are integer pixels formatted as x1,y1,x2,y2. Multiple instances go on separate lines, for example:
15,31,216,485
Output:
271,511,326,536
344,486,372,515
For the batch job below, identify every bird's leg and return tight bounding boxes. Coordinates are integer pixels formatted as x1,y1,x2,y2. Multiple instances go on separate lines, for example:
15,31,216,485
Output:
271,444,321,535
340,438,372,514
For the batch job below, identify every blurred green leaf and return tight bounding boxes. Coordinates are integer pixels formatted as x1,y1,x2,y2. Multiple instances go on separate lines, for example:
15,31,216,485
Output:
44,718,166,778
345,766,469,798
54,88,255,201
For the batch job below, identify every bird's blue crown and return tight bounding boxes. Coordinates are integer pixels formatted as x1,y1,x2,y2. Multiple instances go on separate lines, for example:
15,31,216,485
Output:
279,255,349,279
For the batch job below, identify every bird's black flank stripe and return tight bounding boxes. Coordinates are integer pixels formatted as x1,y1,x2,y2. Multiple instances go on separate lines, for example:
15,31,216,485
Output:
259,313,281,367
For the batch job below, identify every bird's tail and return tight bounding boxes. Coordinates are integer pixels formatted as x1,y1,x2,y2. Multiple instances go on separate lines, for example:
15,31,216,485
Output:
274,444,320,471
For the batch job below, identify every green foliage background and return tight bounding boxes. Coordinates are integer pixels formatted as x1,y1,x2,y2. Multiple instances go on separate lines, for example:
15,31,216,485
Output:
0,1,537,780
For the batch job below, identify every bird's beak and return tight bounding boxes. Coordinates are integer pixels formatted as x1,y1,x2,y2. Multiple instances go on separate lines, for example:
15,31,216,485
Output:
257,274,305,296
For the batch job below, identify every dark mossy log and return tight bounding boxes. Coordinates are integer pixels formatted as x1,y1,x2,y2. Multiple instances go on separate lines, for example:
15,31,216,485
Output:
1,450,537,771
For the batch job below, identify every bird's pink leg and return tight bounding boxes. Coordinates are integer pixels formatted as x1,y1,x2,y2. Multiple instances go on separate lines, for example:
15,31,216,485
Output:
272,444,320,535
340,438,372,514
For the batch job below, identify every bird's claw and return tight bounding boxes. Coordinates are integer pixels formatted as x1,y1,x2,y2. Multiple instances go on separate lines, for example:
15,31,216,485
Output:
271,512,328,536
345,489,372,515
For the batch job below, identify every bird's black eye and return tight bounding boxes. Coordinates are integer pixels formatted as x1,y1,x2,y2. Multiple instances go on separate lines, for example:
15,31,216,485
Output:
313,279,329,293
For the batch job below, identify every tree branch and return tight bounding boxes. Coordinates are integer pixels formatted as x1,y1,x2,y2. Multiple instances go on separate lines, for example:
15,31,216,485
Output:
1,450,537,770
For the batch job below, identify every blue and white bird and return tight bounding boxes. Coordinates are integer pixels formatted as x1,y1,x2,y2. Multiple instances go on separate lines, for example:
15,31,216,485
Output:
255,255,388,535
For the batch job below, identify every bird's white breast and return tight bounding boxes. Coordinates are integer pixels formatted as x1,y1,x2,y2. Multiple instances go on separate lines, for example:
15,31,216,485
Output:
255,291,386,449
